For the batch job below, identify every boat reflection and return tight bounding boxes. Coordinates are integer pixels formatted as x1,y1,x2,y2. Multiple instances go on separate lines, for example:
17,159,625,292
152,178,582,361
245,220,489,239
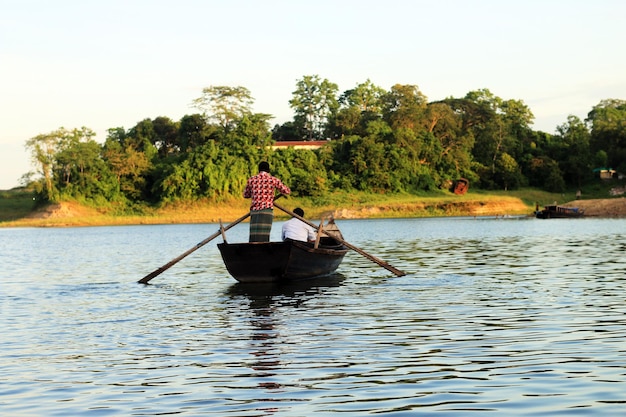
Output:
225,273,346,305
224,274,346,397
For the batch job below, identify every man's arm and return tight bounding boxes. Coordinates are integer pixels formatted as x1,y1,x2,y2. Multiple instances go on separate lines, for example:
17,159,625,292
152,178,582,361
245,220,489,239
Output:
243,179,252,198
275,178,291,195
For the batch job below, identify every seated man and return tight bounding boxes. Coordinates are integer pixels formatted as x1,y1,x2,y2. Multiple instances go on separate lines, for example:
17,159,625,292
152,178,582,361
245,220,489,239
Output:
281,207,316,242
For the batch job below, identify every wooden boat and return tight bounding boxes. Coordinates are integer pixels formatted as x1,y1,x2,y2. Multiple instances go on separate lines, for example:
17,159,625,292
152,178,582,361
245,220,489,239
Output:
218,237,348,283
218,220,348,283
138,206,404,285
535,205,584,219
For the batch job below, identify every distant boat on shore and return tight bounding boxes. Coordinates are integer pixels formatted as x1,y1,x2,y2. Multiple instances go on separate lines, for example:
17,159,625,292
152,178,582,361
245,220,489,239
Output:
535,204,584,219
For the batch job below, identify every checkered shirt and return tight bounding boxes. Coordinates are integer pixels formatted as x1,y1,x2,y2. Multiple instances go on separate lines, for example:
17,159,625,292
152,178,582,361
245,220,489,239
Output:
243,171,291,211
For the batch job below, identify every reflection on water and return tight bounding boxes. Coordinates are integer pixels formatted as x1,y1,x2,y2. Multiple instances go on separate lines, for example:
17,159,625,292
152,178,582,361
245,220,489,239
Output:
224,276,346,397
1,218,626,415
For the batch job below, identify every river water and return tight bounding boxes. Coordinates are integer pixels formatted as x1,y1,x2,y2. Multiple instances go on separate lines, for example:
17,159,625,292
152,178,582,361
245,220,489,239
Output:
1,216,625,416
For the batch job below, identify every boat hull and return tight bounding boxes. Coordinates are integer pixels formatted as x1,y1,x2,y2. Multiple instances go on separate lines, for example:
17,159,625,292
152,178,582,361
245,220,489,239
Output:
218,238,348,283
535,205,584,219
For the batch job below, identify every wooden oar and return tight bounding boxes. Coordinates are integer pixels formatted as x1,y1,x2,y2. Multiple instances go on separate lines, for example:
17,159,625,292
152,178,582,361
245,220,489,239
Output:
138,211,251,284
138,194,285,284
274,202,406,277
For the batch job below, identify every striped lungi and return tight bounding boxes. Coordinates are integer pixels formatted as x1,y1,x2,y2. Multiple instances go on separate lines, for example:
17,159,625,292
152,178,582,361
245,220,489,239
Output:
249,208,274,242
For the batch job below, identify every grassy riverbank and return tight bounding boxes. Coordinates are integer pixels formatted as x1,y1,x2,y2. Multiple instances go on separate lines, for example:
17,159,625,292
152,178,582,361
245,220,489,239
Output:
1,187,601,228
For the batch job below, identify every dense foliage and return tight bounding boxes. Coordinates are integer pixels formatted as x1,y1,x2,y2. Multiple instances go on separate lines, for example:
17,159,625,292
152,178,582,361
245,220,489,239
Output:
23,77,626,206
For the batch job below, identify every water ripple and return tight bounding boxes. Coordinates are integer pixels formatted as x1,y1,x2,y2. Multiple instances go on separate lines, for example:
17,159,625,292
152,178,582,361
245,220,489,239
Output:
2,219,626,415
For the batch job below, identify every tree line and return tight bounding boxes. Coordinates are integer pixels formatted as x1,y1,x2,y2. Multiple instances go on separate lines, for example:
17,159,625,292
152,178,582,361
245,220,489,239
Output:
24,76,626,207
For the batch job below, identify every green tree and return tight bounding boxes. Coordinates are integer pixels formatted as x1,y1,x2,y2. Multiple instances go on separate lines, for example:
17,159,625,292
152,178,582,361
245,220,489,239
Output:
58,141,119,202
289,75,339,140
25,127,96,202
191,86,254,130
462,89,534,189
377,84,445,189
333,121,398,192
102,124,156,201
271,121,301,141
272,147,328,197
178,114,214,152
423,102,475,181
594,150,608,168
126,119,158,153
494,152,524,190
555,115,592,186
463,89,504,173
587,99,626,173
223,113,274,156
319,136,358,190
527,155,565,192
152,116,180,157
330,79,386,137
381,84,428,131
25,130,63,201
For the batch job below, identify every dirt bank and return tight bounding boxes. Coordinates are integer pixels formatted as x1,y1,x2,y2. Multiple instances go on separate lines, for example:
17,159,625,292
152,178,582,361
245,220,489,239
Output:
13,197,625,227
26,202,102,219
330,198,530,218
21,198,532,226
562,198,626,217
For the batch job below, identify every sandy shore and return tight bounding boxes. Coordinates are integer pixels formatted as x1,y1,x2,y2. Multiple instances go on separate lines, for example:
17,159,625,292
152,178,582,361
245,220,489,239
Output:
562,198,626,217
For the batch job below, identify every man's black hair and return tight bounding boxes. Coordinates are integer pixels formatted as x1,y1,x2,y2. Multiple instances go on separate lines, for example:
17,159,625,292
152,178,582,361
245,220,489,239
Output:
258,161,270,172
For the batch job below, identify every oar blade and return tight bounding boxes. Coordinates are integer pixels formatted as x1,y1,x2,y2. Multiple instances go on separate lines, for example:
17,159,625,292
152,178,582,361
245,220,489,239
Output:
137,211,251,284
138,269,162,284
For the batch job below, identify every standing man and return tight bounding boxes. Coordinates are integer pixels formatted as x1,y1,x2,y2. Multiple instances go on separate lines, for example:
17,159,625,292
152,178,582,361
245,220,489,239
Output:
244,161,291,242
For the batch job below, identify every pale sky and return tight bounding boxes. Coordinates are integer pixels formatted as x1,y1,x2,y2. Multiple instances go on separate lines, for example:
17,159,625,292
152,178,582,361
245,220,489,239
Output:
1,0,625,190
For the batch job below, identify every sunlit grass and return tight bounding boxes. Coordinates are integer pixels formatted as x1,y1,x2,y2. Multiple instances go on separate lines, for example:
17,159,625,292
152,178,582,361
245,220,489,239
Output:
0,190,37,221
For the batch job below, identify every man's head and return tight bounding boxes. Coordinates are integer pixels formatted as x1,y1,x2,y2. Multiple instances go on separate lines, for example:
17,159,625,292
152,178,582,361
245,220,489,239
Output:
258,161,270,172
294,207,304,217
